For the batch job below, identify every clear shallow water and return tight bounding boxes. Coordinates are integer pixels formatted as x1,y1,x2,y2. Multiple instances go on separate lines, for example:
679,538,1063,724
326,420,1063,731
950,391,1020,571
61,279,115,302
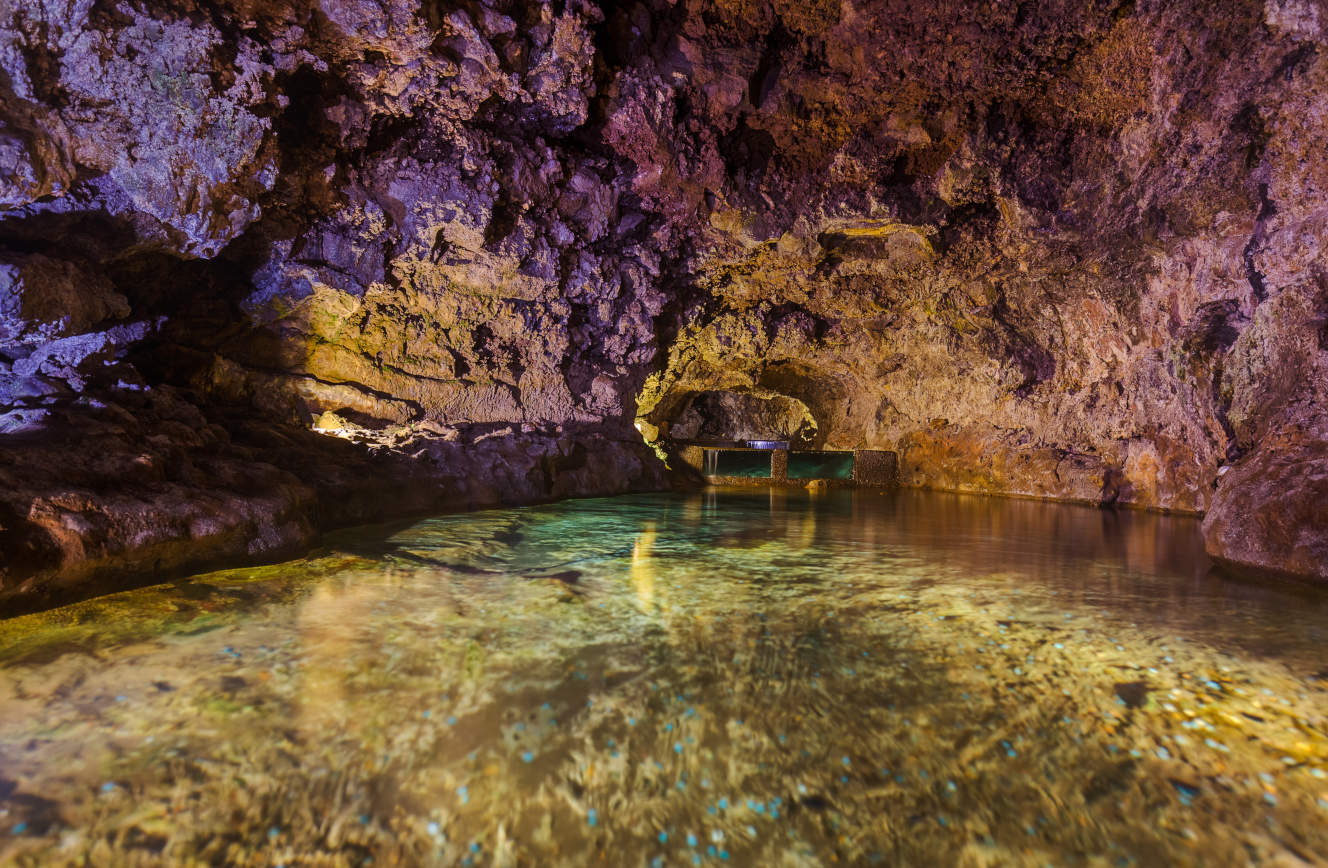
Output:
0,489,1326,867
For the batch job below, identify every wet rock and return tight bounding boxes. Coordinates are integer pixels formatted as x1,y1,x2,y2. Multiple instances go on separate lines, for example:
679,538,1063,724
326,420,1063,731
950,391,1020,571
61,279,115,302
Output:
1113,681,1150,709
1203,436,1328,581
0,386,667,614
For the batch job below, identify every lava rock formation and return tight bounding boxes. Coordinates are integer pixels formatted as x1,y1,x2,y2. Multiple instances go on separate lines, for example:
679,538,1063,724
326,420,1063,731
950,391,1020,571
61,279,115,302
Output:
2,0,1327,609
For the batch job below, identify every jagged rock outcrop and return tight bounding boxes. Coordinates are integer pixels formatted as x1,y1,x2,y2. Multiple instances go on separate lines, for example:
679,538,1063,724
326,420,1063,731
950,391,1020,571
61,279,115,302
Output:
0,384,665,615
2,0,1327,603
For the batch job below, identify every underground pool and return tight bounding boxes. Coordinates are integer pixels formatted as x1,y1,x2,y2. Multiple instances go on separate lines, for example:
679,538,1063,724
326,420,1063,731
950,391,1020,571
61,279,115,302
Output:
0,489,1325,866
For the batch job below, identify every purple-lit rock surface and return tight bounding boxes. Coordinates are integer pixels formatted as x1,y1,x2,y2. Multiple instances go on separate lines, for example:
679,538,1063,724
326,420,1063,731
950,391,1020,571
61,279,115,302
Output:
3,0,1328,604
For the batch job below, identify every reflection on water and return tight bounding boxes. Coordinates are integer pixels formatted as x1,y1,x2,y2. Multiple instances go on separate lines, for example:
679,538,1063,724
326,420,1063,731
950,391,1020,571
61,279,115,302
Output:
0,489,1325,866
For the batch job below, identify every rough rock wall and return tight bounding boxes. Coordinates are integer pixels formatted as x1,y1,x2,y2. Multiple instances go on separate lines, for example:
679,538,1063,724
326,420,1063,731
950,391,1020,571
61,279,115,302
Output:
0,0,674,609
2,0,668,430
1,0,1327,596
622,0,1328,578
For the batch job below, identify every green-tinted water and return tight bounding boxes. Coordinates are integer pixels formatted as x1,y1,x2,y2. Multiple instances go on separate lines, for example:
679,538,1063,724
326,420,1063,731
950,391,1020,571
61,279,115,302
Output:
0,489,1325,867
788,452,854,480
711,451,774,478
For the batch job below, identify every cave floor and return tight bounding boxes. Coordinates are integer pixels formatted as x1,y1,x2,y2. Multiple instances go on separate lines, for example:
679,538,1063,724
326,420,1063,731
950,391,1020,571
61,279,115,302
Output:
0,490,1325,867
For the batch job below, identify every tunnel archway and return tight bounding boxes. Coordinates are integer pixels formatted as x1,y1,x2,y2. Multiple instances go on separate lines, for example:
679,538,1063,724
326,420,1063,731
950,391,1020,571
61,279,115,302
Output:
664,389,818,446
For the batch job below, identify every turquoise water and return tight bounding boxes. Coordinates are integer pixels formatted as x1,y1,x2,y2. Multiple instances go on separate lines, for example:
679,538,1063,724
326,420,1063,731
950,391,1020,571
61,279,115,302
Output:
710,450,774,478
787,451,854,480
0,489,1325,866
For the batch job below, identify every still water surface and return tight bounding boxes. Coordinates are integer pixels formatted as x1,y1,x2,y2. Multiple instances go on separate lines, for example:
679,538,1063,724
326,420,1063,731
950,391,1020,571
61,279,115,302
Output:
0,489,1325,866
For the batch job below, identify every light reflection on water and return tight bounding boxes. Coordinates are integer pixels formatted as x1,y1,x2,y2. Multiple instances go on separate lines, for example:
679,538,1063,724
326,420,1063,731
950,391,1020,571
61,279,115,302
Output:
0,489,1325,866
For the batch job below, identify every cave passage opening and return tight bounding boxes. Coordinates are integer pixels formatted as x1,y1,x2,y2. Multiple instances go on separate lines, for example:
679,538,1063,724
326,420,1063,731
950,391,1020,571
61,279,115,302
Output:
664,389,818,446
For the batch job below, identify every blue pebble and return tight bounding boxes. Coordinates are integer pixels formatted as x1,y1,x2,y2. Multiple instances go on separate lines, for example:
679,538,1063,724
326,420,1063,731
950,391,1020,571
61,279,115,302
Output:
687,832,698,846
587,809,598,827
674,743,683,754
426,822,440,837
1171,781,1200,806
11,823,26,835
101,782,115,792
842,756,851,766
422,710,431,719
658,831,668,843
446,716,458,726
718,798,729,810
522,751,535,763
268,827,280,839
470,842,481,853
